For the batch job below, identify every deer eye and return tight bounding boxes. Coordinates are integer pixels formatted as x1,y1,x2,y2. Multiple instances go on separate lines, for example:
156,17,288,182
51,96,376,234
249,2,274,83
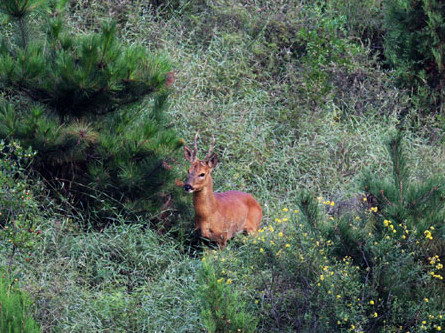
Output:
199,173,205,177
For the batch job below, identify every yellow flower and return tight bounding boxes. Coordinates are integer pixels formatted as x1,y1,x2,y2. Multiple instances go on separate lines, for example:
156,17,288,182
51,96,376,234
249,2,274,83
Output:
217,278,224,284
331,201,335,206
438,327,442,331
424,298,429,303
278,232,284,237
283,208,289,212
384,220,390,226
320,275,325,281
259,248,264,253
294,209,299,213
369,300,375,305
373,312,378,318
226,279,232,285
285,244,290,248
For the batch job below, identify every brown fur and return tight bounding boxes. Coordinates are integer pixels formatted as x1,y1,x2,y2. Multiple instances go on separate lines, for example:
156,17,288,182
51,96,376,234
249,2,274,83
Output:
183,142,262,248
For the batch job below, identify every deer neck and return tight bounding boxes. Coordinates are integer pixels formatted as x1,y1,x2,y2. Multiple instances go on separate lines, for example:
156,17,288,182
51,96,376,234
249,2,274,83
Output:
193,176,218,219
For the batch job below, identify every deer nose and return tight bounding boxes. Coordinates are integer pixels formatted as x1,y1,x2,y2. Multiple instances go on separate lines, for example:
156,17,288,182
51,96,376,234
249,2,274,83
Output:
184,184,194,192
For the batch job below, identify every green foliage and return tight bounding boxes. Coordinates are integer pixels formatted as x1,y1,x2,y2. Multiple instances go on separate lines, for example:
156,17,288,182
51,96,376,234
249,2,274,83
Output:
0,0,182,219
0,1,444,332
0,141,42,274
204,187,445,331
325,0,384,45
384,0,445,112
0,273,41,333
361,132,445,244
25,220,201,332
198,260,257,333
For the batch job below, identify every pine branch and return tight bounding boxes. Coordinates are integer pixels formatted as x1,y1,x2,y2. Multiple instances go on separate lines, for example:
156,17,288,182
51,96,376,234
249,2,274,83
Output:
380,190,395,207
407,186,438,209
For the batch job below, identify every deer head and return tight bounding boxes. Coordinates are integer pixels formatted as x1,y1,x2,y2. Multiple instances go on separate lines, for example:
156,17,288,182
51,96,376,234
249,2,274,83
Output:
183,132,218,193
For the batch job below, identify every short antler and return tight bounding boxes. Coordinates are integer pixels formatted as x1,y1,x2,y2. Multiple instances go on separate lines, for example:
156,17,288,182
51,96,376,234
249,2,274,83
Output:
205,136,216,161
192,131,199,161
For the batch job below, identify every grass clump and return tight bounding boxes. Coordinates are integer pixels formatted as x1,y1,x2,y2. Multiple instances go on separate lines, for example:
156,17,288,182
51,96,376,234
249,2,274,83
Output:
0,273,41,333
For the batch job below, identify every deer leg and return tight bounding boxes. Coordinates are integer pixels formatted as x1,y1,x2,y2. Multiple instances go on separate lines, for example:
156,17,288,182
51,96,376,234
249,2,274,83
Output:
217,235,227,249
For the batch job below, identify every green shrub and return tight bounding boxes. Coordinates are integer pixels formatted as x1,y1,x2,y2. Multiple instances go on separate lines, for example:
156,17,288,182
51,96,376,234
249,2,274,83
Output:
0,273,40,333
0,0,181,221
198,260,257,333
361,131,445,249
0,140,43,274
384,0,445,113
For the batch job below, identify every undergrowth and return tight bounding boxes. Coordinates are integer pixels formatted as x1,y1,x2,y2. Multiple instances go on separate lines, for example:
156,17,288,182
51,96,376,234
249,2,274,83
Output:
0,0,445,332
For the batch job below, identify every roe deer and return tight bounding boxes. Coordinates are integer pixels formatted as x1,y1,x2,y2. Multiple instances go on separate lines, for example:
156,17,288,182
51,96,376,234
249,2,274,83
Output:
183,133,262,248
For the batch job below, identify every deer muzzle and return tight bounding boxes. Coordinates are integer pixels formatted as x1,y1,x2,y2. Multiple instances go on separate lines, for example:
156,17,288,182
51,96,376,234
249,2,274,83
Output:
184,184,194,193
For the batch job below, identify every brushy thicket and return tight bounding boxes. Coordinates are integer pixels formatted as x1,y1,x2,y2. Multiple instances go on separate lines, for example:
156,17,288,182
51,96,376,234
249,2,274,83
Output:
1,0,445,332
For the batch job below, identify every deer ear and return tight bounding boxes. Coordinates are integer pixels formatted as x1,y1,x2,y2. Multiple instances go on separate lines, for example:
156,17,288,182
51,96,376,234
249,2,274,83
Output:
184,145,194,162
206,153,219,169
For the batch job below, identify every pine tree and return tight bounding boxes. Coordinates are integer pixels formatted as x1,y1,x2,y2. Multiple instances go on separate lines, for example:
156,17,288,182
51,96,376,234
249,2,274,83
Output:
0,0,181,221
361,132,445,251
384,0,445,112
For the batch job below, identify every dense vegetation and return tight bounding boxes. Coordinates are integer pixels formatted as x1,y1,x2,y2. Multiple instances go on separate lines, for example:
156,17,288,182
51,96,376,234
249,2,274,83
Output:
1,0,445,332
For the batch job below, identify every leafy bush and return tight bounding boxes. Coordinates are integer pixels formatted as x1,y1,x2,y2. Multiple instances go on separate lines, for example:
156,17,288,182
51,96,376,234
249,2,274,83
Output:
0,141,43,274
